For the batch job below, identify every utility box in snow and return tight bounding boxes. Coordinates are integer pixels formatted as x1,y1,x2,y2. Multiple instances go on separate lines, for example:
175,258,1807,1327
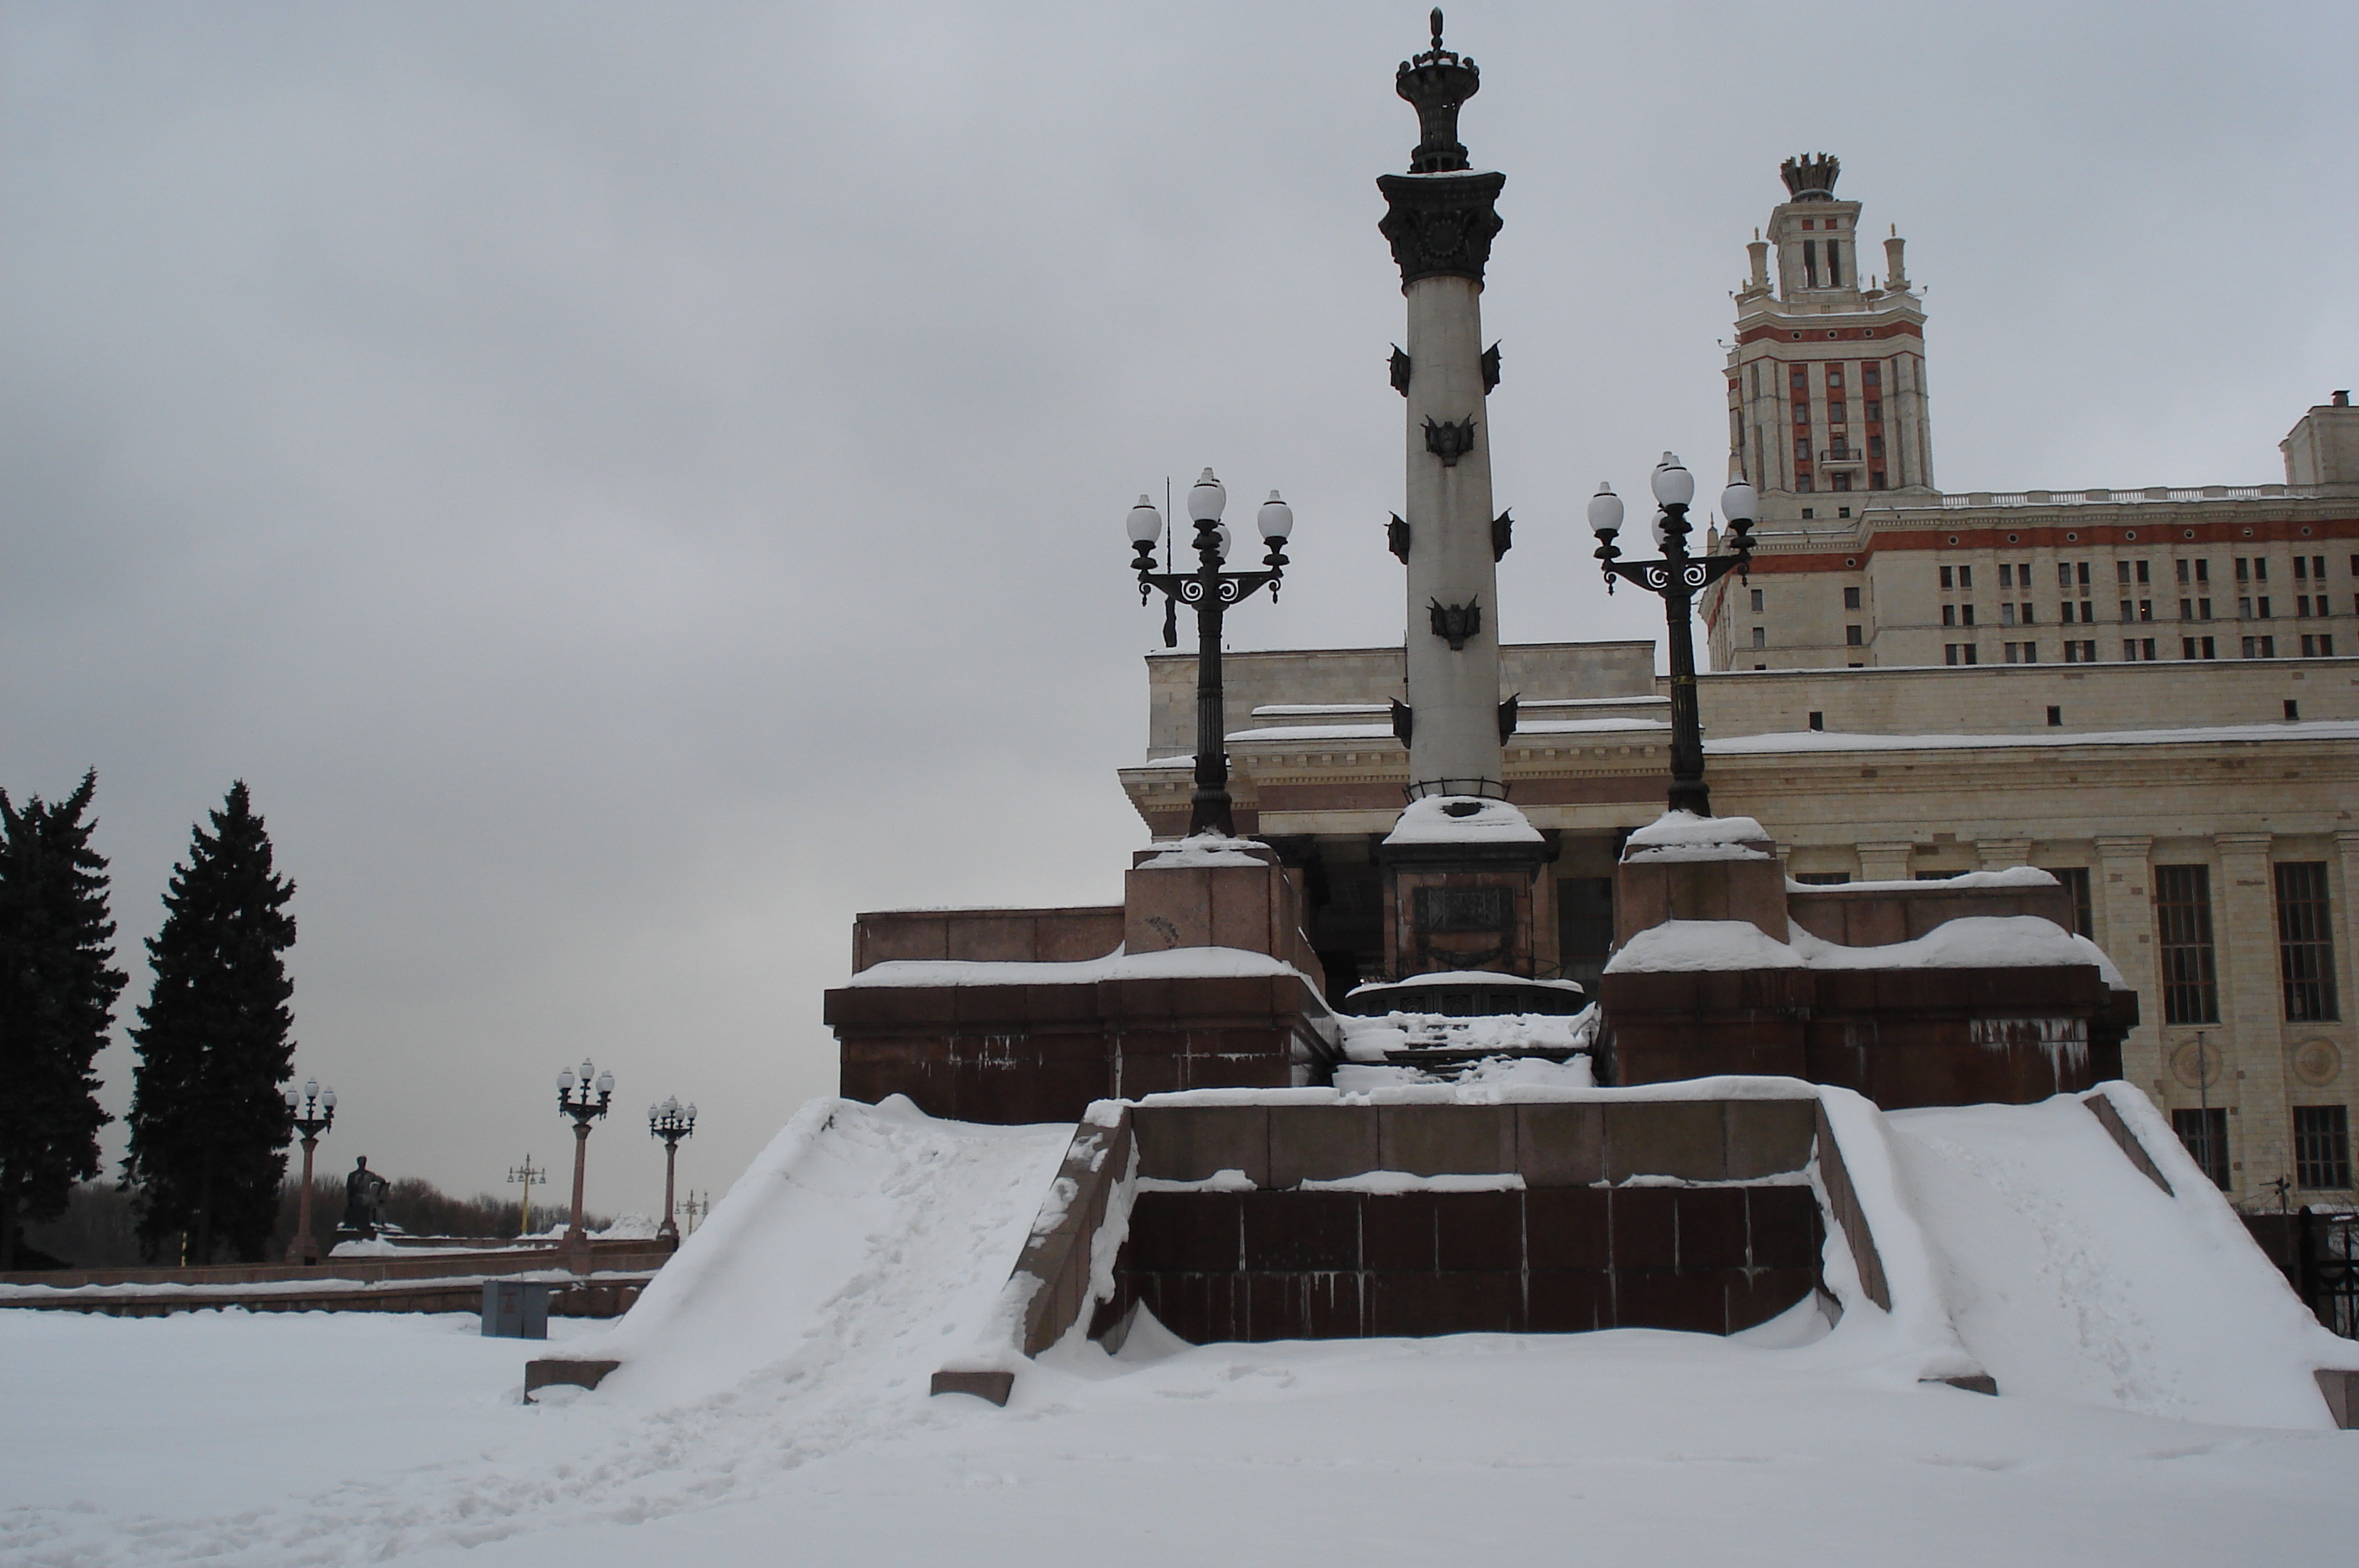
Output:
481,1279,551,1338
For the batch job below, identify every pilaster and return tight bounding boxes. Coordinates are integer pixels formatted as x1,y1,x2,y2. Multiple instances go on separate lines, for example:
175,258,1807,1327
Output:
2213,832,2284,1198
1975,838,2034,870
2094,836,2159,1092
1856,841,1913,882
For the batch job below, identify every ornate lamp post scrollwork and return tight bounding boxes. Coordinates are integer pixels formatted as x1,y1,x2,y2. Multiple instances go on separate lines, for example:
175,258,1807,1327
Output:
1128,470,1294,837
1590,453,1758,817
648,1096,697,1246
555,1060,613,1274
281,1079,337,1264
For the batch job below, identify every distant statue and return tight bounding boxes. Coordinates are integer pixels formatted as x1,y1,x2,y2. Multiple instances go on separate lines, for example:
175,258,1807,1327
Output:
341,1156,390,1236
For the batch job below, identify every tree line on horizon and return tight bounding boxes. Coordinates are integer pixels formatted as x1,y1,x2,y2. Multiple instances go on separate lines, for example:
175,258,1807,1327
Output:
0,773,302,1270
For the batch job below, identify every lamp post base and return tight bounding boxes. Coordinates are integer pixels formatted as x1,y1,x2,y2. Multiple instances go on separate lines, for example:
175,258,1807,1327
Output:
563,1227,592,1277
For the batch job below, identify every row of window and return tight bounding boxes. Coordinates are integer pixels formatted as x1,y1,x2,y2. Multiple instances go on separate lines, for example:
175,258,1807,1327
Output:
1747,360,1884,398
1946,636,2336,661
1945,558,2359,595
1934,596,2355,627
2173,1105,2351,1192
1792,402,1883,427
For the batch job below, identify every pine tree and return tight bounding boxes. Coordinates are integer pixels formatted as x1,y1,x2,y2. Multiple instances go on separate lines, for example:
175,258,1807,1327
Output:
0,771,128,1271
123,782,298,1264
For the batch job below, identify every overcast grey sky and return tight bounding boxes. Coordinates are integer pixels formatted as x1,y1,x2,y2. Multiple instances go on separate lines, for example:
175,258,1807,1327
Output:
3,2,2351,1217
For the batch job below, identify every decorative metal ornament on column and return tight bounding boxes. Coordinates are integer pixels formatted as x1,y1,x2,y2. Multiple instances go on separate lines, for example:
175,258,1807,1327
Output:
281,1079,337,1265
1591,454,1758,816
648,1096,697,1246
555,1060,613,1274
1128,472,1293,837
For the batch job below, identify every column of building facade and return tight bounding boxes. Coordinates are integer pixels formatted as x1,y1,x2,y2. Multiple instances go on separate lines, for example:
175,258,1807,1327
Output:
2328,830,2359,1125
1975,837,2033,869
2093,836,2162,1097
2213,832,2288,1197
1856,841,1912,882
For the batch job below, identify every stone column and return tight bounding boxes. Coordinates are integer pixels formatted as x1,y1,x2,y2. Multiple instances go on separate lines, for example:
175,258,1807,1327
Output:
1377,23,1507,800
1856,841,1914,882
2093,836,2159,1091
1976,837,2034,870
2215,832,2286,1198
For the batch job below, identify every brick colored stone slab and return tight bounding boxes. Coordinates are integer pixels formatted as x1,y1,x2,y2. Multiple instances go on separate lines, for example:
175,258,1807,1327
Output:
523,1358,619,1400
1524,1189,1611,1270
1133,1106,1271,1185
1729,1266,1820,1333
1609,1188,1679,1270
1434,1190,1523,1272
1241,1190,1360,1272
1126,1192,1244,1272
1606,1101,1728,1182
1674,1189,1748,1271
1525,1270,1607,1333
1378,1105,1516,1176
1515,1103,1605,1186
929,1369,1015,1406
1360,1193,1440,1271
1722,1101,1816,1179
1267,1106,1383,1186
1613,1270,1728,1335
1744,1186,1824,1271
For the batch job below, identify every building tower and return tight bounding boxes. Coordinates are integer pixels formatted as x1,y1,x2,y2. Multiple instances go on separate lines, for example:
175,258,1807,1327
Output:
1378,11,1510,799
1727,156,1933,523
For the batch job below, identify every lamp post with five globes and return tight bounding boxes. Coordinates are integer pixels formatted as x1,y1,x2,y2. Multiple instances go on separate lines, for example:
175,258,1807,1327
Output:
281,1079,337,1264
1127,469,1294,838
1588,453,1758,817
555,1060,612,1273
648,1097,697,1246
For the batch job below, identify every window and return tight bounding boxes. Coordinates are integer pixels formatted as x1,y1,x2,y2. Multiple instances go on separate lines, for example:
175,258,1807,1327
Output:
1803,240,1820,288
1940,565,1954,590
2276,862,2339,1021
1866,400,1882,423
1960,604,1975,626
2021,603,2036,624
2238,597,2252,620
1844,586,1861,610
2197,560,2210,583
2062,639,2096,662
1999,564,2015,590
2258,596,2271,618
1869,472,1887,490
2058,562,2074,590
1793,405,1809,428
2117,561,2132,585
2155,864,2220,1024
1830,400,1848,424
2287,699,2301,721
2046,704,2063,728
2235,557,2251,583
2241,636,2276,658
2119,601,2134,622
2135,560,2151,585
2045,865,2093,935
1942,605,1957,627
2295,555,2312,580
2294,1106,2351,1191
2139,601,2153,621
2301,634,2336,657
2299,596,2315,617
1807,711,1824,730
1832,472,1852,493
2199,598,2213,620
1794,871,1851,885
1863,363,1880,387
1794,436,1810,460
1827,242,1844,286
2182,636,2217,659
1750,588,1764,611
1844,625,1863,646
2254,559,2269,582
2004,641,2035,663
1751,627,1767,649
1959,565,1974,590
1790,367,1808,390
2000,603,2017,627
2179,598,2193,621
2172,1108,2230,1190
2124,637,2156,660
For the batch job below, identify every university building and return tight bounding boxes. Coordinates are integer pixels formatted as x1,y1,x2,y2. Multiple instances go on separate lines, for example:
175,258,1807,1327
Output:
1115,158,2359,1213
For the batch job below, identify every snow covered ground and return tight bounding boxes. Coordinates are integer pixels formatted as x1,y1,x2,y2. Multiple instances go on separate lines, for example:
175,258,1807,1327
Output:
5,1093,2356,1566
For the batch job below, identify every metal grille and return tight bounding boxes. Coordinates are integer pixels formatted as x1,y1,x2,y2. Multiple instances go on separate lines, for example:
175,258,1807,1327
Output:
2275,861,2341,1022
1413,886,1513,935
2154,864,2219,1024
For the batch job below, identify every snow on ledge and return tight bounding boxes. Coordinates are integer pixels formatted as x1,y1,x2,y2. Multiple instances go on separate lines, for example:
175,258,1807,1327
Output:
845,945,1311,988
1129,1074,1824,1108
1622,811,1773,864
1381,794,1544,846
1136,833,1267,869
1789,867,2060,894
1606,915,2110,977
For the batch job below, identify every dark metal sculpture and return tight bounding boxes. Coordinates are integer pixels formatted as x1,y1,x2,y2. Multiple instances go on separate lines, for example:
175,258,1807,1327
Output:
1376,12,1505,289
1591,455,1758,816
1422,415,1477,466
1386,513,1412,563
1489,508,1512,561
1389,345,1412,395
1129,476,1292,837
1481,342,1501,393
1427,596,1481,651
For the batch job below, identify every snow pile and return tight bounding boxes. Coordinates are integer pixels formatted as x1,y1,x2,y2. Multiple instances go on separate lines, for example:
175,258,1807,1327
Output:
1346,970,1586,1000
1794,866,2060,894
1381,794,1544,846
1885,1084,2359,1427
1608,916,2107,976
1136,834,1267,869
844,944,1315,989
1621,810,1773,862
1337,1004,1598,1064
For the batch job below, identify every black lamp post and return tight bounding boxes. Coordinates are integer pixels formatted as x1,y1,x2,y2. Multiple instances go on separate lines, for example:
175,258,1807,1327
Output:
555,1059,612,1274
1129,468,1293,838
1589,453,1757,816
648,1096,696,1246
281,1078,337,1265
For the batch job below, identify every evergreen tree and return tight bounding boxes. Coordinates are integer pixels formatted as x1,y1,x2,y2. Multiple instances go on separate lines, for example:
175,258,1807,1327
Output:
122,782,298,1264
0,771,128,1271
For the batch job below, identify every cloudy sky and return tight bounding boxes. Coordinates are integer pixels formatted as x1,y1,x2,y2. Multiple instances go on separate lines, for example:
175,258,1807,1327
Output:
3,1,2351,1217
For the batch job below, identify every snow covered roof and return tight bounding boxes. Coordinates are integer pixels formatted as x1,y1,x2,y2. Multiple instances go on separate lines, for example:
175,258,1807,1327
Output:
1605,916,2122,983
1381,794,1543,846
1622,810,1773,862
1135,834,1267,869
843,946,1314,989
1708,719,2359,756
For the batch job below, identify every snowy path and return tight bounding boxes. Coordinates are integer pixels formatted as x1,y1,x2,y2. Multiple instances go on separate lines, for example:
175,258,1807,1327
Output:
1,1098,1072,1567
1884,1087,2355,1427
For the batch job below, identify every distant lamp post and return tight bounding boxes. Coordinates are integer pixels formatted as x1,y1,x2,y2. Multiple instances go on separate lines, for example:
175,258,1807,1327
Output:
281,1079,337,1265
680,1190,710,1234
507,1154,547,1239
555,1060,613,1274
1590,453,1757,815
648,1097,697,1246
1129,471,1293,837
